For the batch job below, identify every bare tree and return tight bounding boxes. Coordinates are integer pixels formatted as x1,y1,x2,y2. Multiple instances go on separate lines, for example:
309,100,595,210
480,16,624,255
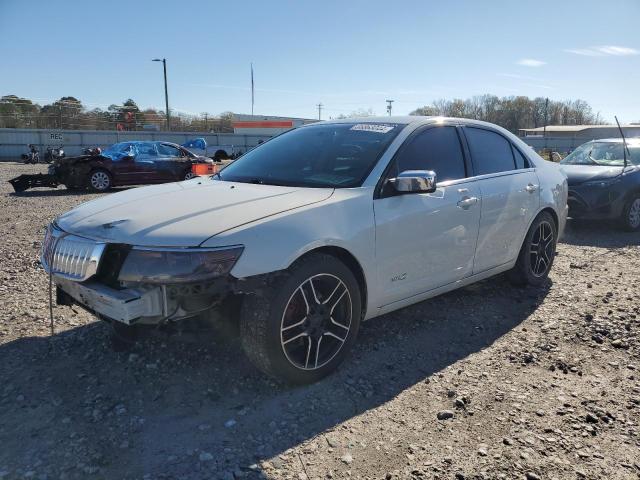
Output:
410,95,602,133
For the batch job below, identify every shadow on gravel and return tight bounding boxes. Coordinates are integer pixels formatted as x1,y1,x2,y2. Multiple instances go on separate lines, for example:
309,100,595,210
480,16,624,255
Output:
0,275,550,478
562,219,640,249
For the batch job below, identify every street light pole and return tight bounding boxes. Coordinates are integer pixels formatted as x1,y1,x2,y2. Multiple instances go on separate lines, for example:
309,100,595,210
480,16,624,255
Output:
153,58,170,131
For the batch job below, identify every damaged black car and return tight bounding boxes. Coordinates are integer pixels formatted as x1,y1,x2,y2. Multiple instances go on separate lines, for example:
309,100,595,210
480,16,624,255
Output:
9,141,212,193
560,138,640,231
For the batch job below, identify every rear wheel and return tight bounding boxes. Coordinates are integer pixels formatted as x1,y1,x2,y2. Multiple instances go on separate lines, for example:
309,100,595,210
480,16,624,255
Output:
620,195,640,231
509,211,557,286
88,169,112,192
240,253,361,384
183,170,196,180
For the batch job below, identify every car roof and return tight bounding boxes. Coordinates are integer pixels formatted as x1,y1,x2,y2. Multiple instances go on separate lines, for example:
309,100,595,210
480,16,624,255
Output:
321,115,515,130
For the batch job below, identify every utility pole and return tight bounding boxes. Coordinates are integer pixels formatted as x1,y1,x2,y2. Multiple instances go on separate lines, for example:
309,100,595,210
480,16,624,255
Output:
386,99,394,116
203,113,208,132
317,103,323,120
152,58,170,131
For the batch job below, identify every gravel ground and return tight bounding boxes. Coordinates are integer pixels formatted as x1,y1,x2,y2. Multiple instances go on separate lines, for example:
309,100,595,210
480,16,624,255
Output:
0,162,639,480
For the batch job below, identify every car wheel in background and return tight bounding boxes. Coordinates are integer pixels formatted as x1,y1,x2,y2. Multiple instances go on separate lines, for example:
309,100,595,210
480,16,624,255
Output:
240,253,361,384
88,169,112,192
509,211,557,286
183,170,196,180
620,195,640,232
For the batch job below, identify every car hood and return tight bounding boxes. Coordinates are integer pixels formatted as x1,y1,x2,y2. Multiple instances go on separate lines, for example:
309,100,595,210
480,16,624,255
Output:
559,164,623,186
56,179,334,246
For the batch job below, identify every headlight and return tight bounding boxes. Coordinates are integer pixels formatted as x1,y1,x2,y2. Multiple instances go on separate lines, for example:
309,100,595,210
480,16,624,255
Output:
118,246,243,284
582,177,620,188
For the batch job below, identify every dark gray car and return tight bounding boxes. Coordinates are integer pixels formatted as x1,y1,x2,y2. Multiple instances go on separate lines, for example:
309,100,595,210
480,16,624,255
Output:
560,138,640,231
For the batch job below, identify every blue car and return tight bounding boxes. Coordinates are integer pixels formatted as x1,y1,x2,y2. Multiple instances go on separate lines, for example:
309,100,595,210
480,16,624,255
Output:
560,138,640,231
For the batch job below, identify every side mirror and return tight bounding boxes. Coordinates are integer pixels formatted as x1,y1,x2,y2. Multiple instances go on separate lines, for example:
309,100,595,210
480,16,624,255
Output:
389,170,437,194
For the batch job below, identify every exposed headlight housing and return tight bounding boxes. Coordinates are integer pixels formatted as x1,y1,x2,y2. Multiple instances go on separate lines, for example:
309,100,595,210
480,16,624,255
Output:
118,246,244,284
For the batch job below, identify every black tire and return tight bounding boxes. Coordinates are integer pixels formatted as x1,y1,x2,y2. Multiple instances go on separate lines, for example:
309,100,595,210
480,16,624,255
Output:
240,253,361,384
620,194,640,232
213,149,229,161
88,169,112,192
509,211,557,286
183,168,197,180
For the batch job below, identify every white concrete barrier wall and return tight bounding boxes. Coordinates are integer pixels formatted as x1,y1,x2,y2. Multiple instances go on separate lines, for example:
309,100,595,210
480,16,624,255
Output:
0,128,273,159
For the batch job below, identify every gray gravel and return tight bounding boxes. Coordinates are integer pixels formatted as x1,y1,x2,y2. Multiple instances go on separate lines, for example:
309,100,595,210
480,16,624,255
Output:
0,162,639,479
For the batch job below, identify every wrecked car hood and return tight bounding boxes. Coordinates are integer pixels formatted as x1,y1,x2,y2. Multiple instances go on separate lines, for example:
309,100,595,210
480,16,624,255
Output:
559,164,624,186
56,179,334,246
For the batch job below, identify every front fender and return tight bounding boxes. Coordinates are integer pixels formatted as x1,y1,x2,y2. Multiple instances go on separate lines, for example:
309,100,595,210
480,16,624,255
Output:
201,187,378,309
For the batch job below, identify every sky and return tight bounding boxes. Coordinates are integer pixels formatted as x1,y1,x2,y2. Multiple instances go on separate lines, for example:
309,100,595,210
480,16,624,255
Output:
1,0,639,122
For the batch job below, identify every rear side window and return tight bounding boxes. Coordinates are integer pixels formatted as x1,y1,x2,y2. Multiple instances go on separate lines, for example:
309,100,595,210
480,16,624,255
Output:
512,146,530,169
465,127,516,175
393,126,466,182
157,144,181,157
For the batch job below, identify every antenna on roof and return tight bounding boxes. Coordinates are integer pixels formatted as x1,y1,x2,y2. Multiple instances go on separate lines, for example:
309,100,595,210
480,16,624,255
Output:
614,115,629,168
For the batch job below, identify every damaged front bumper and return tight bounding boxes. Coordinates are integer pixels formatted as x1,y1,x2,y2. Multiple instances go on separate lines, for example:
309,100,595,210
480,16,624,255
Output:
567,183,626,220
56,278,164,325
9,173,60,193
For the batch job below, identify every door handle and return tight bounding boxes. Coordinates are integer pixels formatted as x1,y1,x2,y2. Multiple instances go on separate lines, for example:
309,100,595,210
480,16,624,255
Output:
525,183,539,193
457,196,478,209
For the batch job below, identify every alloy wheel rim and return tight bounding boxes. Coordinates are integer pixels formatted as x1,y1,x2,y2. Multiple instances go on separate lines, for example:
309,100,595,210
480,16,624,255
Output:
184,172,196,180
280,273,352,371
91,172,109,190
629,199,640,228
530,221,554,277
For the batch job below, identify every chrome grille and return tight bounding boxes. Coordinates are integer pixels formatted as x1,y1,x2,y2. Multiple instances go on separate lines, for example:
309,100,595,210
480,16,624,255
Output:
41,224,106,281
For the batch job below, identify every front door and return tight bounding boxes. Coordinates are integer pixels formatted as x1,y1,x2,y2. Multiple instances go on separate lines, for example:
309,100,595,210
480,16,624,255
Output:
374,126,481,307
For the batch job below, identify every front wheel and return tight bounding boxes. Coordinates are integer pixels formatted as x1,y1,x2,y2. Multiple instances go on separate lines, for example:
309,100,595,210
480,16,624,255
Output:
620,195,640,231
509,211,557,286
240,253,361,384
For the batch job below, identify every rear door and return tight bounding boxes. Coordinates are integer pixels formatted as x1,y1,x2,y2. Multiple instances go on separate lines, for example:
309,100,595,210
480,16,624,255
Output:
374,125,482,306
462,126,539,273
156,143,189,181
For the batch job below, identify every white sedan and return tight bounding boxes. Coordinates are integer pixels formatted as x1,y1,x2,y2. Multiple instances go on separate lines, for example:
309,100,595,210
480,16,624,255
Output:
42,117,568,384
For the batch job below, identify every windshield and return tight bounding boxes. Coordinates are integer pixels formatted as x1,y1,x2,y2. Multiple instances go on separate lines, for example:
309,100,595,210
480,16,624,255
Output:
561,141,640,166
218,122,404,188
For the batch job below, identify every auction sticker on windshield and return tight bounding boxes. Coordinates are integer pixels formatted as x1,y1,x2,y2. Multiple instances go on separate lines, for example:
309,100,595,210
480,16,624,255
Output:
350,124,395,134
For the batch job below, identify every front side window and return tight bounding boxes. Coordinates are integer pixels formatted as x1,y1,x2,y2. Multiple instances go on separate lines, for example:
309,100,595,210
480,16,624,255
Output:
218,122,404,188
137,142,158,158
465,127,516,175
560,142,640,166
390,126,466,182
102,142,136,160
